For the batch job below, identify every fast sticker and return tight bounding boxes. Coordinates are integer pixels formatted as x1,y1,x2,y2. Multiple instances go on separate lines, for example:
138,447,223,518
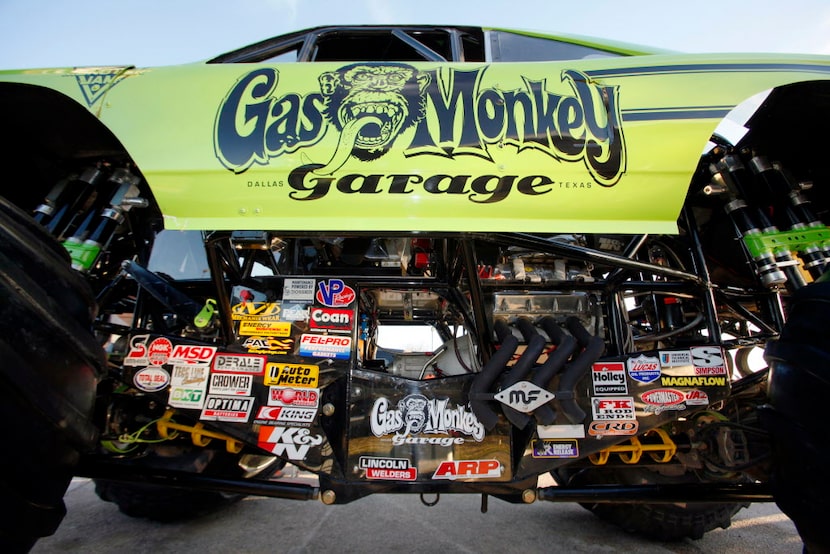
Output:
591,397,636,420
264,363,319,387
299,333,351,360
591,362,627,395
627,354,661,384
432,460,501,480
532,439,579,458
212,353,267,375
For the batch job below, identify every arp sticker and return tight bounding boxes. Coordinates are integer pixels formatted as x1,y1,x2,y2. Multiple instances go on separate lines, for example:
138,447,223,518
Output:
315,279,356,307
299,333,351,360
432,459,501,480
212,353,267,375
591,362,627,395
264,363,319,388
200,395,254,422
588,419,639,437
133,367,170,392
591,397,636,420
257,426,323,460
627,354,661,384
532,439,579,458
359,457,417,481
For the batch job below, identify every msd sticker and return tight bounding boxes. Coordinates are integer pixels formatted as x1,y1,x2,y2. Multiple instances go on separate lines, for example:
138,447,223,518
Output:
591,362,627,395
627,354,661,384
432,460,502,480
591,397,636,420
168,344,217,365
299,334,352,360
315,279,356,307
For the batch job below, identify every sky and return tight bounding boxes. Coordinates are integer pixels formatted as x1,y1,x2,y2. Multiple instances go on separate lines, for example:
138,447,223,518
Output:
1,0,830,69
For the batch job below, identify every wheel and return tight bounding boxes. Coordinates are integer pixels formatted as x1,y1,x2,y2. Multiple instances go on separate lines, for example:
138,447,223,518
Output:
0,198,105,551
94,449,284,522
554,466,747,541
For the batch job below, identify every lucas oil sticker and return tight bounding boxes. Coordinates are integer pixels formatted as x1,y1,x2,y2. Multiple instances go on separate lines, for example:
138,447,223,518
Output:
627,354,661,384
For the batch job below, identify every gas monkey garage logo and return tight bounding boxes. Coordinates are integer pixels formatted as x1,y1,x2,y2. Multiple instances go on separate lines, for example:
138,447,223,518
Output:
370,394,485,445
214,63,626,193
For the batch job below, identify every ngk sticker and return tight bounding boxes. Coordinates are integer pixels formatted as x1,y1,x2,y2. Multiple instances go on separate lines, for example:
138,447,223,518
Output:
209,373,253,396
627,354,661,384
133,367,170,392
591,362,628,395
532,439,579,458
264,363,319,388
588,419,639,437
254,406,317,426
258,426,323,460
299,333,352,360
432,459,502,480
124,334,150,366
691,346,727,375
200,395,254,422
685,389,710,406
494,381,554,413
641,388,686,414
359,457,417,481
168,345,217,365
315,279,356,307
309,307,353,331
267,387,320,408
212,353,267,374
147,337,173,366
591,397,636,420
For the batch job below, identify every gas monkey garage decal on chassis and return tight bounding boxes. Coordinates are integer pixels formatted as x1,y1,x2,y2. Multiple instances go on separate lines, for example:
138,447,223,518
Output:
213,63,627,202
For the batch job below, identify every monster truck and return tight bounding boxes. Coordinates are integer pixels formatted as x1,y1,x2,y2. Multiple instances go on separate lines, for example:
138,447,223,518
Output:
1,25,829,552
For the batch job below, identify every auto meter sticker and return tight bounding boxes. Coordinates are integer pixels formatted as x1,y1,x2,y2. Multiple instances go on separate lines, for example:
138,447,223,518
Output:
133,367,170,392
264,363,319,388
254,406,317,426
299,333,352,360
212,353,267,375
315,279,356,307
124,334,150,366
147,337,173,366
209,373,253,396
591,397,636,420
627,354,661,384
257,426,323,460
359,456,417,481
200,395,254,422
169,364,209,409
640,388,686,414
691,346,727,375
267,387,320,408
309,307,353,331
282,278,316,302
532,439,579,458
588,419,639,437
591,362,627,395
432,460,502,480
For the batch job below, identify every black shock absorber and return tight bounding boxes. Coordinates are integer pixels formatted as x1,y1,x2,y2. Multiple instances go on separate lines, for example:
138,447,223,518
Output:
33,166,105,238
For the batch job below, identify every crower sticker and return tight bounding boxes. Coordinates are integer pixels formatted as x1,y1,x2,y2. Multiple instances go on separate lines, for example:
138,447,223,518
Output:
214,65,626,190
267,387,320,408
591,362,628,395
212,353,267,375
591,397,636,420
299,334,352,360
691,346,727,375
133,367,170,393
258,426,323,460
264,363,319,388
310,307,353,331
254,406,317,426
531,439,579,458
200,395,254,422
315,279,356,307
359,457,417,481
370,394,485,445
432,460,502,480
627,354,661,384
209,373,253,396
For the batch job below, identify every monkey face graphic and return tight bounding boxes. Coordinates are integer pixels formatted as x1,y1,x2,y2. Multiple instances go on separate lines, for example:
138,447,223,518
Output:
398,394,429,435
317,63,430,172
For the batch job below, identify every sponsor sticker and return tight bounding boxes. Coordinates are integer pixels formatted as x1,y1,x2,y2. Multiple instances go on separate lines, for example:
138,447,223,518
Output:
168,344,218,365
257,426,323,460
200,395,254,422
281,302,310,322
133,367,170,393
231,301,281,321
432,459,502,480
299,333,351,360
359,456,417,481
493,381,555,413
124,334,151,366
591,397,636,420
627,354,661,384
264,363,319,388
370,394,485,443
591,362,628,395
238,320,292,337
242,336,294,355
588,419,639,437
660,376,727,387
209,373,253,396
254,405,317,426
691,346,727,375
641,388,686,414
147,337,173,366
532,439,579,458
169,364,210,409
268,387,320,408
659,350,692,367
309,307,353,331
315,279,356,307
685,389,710,406
536,424,586,439
282,278,316,302
212,353,267,375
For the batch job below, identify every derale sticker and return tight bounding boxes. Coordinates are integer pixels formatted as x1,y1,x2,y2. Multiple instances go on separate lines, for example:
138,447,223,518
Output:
591,397,636,420
591,362,627,395
212,353,267,375
315,279,356,307
627,354,661,384
209,373,253,396
264,363,319,388
532,439,579,458
432,460,502,480
309,307,353,332
133,367,170,392
169,364,209,409
200,395,254,422
283,278,316,302
359,456,417,481
299,333,351,360
254,405,317,426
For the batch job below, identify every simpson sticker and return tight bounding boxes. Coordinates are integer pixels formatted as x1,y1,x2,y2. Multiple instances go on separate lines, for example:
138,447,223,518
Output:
264,363,319,388
588,419,639,437
299,333,352,360
200,395,254,422
493,381,555,413
168,344,217,365
660,376,728,387
133,367,170,393
282,278,316,302
591,362,628,395
242,336,294,355
591,397,636,420
147,337,173,366
536,424,586,439
169,364,210,409
254,406,317,426
257,426,323,460
212,353,267,374
359,457,417,481
238,320,292,337
532,439,579,458
370,394,485,443
627,354,661,384
309,307,353,331
691,346,727,375
209,373,253,396
268,387,320,408
685,389,710,406
315,279,356,307
124,334,150,366
641,388,686,414
659,350,692,367
432,460,502,480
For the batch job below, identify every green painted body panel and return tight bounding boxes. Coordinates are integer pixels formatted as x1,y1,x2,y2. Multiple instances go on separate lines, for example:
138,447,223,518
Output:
2,52,830,233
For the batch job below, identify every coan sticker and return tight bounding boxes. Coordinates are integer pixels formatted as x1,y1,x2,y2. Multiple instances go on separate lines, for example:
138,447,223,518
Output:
591,362,628,395
264,363,319,388
200,395,254,422
299,333,352,360
359,457,417,481
257,426,323,461
432,460,502,480
315,279,356,307
212,353,267,374
591,397,636,420
588,419,639,437
133,367,170,392
309,307,353,331
531,439,579,458
267,387,320,408
254,406,317,426
209,373,253,396
627,354,661,384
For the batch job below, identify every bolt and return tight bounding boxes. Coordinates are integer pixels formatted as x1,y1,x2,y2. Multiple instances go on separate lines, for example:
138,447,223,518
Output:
321,489,336,505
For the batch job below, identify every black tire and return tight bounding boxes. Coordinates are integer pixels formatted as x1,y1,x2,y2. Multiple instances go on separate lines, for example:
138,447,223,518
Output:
554,467,746,541
0,198,105,552
94,450,283,522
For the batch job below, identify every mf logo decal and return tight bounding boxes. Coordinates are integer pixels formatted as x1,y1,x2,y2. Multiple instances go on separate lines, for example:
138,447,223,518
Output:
214,64,627,193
